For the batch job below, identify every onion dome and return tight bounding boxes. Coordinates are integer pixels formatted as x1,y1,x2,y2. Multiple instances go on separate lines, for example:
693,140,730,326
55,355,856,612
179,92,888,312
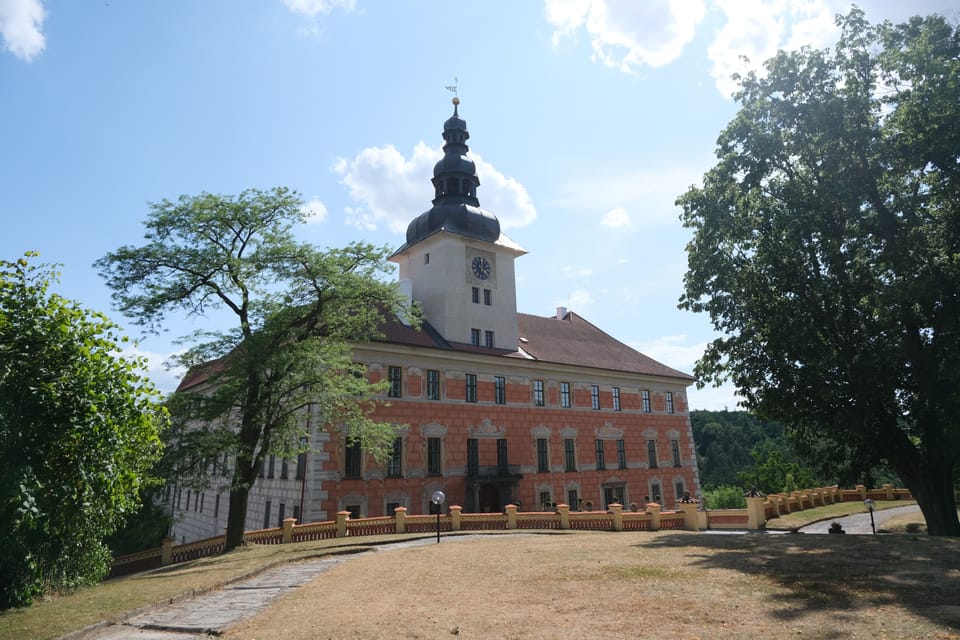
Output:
405,98,501,246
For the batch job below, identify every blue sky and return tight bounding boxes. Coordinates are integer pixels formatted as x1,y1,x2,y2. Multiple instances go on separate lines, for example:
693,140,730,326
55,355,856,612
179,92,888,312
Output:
2,0,957,409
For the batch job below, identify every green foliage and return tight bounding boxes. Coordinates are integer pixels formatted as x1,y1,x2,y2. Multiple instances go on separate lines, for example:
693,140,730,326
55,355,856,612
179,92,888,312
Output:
104,490,172,556
701,485,747,509
678,9,960,534
96,188,417,549
0,255,165,609
737,448,818,495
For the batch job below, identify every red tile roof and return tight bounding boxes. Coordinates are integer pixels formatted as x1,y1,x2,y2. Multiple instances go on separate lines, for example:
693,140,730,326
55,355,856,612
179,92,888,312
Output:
177,310,694,391
378,310,694,382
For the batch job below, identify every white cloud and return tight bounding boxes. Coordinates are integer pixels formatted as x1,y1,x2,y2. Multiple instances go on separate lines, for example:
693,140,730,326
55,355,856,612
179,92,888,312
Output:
632,334,705,372
280,0,355,17
601,206,631,228
333,142,537,233
707,0,839,97
300,197,328,223
546,0,706,71
0,0,45,61
121,346,187,395
563,288,595,310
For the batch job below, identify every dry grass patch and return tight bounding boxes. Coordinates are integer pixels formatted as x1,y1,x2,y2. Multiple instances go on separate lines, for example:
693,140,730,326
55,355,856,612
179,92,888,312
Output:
220,531,960,640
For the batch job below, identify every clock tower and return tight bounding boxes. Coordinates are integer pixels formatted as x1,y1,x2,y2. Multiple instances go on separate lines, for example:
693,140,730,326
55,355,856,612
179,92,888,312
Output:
390,98,526,350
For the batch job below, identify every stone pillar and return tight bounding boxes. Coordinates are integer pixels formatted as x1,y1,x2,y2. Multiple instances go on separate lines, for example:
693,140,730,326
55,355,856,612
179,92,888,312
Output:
395,506,407,534
505,503,518,530
883,484,894,500
557,503,570,530
282,517,296,544
856,484,867,500
161,537,175,566
678,501,700,531
746,496,767,530
609,503,623,531
647,503,661,532
336,510,349,538
450,505,462,531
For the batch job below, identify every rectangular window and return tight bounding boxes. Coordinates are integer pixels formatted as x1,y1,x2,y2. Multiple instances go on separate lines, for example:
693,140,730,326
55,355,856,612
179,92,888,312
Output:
387,437,402,477
345,439,362,478
595,439,606,470
675,479,686,502
617,438,627,470
642,389,651,413
604,486,625,509
567,489,579,510
293,505,300,523
590,385,600,410
560,382,571,408
651,482,662,504
483,289,492,305
293,453,303,480
671,440,682,467
485,330,495,348
268,455,276,478
533,379,545,406
666,391,675,414
186,491,191,510
497,438,509,473
427,369,440,400
221,452,229,476
612,387,621,411
199,493,204,513
536,438,549,472
278,503,285,527
472,286,480,303
539,491,552,510
214,494,220,519
282,457,290,479
388,366,402,398
564,438,576,472
427,437,442,476
387,502,401,516
465,373,477,403
470,328,480,346
263,500,272,529
647,440,658,469
494,376,506,404
467,438,478,476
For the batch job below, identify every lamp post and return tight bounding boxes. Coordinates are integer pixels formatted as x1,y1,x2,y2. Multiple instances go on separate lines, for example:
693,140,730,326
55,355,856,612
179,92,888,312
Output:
298,435,308,523
864,498,876,535
431,490,446,544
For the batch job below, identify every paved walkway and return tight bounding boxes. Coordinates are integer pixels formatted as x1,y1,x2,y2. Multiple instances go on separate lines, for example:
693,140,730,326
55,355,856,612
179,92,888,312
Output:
798,503,920,534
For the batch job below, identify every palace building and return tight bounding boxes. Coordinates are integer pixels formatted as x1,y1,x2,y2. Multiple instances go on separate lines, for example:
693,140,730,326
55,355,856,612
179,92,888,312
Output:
169,99,701,543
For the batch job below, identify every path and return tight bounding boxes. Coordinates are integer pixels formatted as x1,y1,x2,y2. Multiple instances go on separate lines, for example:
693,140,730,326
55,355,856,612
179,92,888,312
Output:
798,504,921,534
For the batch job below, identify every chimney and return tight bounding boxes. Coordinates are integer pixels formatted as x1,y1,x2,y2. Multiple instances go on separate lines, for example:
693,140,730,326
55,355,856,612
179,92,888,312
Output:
556,306,567,320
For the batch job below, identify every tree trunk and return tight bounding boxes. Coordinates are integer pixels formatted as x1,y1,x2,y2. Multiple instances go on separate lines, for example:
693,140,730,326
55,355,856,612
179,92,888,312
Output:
224,434,260,551
902,462,960,537
224,484,250,551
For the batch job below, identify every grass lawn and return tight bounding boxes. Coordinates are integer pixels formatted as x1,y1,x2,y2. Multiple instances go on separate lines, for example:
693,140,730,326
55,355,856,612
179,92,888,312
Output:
764,500,917,531
1,502,956,640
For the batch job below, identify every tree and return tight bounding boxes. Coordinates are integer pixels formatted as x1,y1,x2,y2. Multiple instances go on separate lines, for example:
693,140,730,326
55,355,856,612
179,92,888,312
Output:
678,8,960,535
95,187,414,550
0,255,164,609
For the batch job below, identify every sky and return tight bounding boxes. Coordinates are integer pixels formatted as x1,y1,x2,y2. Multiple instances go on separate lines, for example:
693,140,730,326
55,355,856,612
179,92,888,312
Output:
2,0,957,410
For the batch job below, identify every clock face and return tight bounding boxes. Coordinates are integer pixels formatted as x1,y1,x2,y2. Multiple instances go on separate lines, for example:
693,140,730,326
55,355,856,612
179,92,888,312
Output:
471,256,491,280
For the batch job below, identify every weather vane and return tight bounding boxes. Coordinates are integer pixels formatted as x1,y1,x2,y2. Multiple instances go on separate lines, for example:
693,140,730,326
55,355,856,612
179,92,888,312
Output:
445,76,459,98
